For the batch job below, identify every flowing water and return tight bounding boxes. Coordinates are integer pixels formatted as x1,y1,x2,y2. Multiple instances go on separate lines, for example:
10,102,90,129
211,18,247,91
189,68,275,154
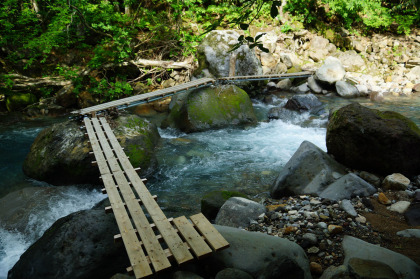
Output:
0,94,419,277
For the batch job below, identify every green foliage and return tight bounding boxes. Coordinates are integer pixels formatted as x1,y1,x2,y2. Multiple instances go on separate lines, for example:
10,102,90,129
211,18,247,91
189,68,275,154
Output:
89,77,133,101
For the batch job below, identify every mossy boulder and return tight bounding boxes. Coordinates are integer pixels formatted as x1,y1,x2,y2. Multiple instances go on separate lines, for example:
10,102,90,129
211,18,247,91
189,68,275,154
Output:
326,103,420,176
6,93,37,112
163,85,257,133
23,115,160,185
113,115,161,177
201,190,247,221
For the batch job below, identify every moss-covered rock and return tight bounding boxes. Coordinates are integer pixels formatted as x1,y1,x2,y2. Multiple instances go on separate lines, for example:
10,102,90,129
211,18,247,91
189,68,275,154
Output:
23,115,160,185
326,103,420,176
6,92,37,112
163,85,257,133
201,190,247,221
113,115,160,177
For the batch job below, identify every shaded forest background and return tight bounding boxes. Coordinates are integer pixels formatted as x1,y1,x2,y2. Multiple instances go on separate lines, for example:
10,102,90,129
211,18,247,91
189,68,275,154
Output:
0,0,419,103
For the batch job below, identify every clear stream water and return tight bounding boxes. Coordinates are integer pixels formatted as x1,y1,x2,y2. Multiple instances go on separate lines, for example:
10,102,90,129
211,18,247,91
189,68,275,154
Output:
0,94,419,278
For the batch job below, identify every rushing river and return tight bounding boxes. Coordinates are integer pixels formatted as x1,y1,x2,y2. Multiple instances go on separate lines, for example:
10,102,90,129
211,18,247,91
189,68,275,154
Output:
0,94,419,278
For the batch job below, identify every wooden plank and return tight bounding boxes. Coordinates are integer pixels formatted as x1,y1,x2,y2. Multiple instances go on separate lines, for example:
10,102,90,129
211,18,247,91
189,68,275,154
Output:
105,195,158,213
91,118,171,272
190,213,229,251
99,117,194,265
84,118,110,175
75,78,215,115
101,174,153,278
173,216,212,258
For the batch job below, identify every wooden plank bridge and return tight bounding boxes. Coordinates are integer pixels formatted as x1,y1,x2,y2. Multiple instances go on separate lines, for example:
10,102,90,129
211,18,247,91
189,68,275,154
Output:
73,71,313,116
83,116,229,278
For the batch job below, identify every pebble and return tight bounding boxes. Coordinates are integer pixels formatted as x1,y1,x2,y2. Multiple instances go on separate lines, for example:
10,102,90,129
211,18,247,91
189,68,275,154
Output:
387,201,410,214
340,199,358,217
378,192,392,205
318,222,328,229
310,262,323,275
303,233,318,245
328,225,343,234
308,246,320,254
355,215,367,224
284,226,297,234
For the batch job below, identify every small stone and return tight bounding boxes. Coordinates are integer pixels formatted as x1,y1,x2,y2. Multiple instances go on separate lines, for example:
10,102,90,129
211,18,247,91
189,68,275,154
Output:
270,212,281,220
308,246,320,254
303,233,318,245
328,225,343,234
317,222,328,229
319,214,329,220
355,215,367,224
340,199,358,217
396,229,420,238
266,204,286,212
310,198,321,205
348,258,398,279
387,201,410,214
378,192,392,205
310,262,323,275
284,226,297,234
288,210,298,215
383,173,410,190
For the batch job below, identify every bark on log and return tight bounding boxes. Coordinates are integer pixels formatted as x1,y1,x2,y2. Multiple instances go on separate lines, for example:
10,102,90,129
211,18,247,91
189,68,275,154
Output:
4,74,72,90
104,59,192,70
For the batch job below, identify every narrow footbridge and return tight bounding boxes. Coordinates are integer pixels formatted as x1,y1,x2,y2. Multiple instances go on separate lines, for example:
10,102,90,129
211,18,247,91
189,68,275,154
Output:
78,72,312,278
84,116,229,278
73,71,313,116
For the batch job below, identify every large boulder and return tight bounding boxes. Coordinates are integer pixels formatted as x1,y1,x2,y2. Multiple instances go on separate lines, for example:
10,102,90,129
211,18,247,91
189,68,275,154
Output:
194,30,262,78
326,103,420,176
308,36,330,62
23,115,160,185
336,50,366,72
315,57,346,86
6,93,37,112
215,197,266,228
343,235,420,279
271,141,347,199
319,173,377,201
163,85,257,133
7,209,127,279
207,225,312,279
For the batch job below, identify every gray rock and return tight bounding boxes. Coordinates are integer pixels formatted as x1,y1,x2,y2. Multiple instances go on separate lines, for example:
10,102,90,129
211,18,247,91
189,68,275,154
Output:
267,107,300,121
388,201,410,214
280,53,294,69
195,30,262,78
271,141,347,198
209,225,311,278
406,66,420,83
273,62,288,74
335,81,360,98
173,271,204,279
356,84,369,96
383,173,410,191
7,209,127,279
359,171,381,188
302,233,318,245
201,190,247,221
343,235,420,279
340,199,358,217
258,257,306,279
276,78,292,90
284,94,324,113
308,76,323,93
293,83,310,93
337,50,366,72
215,268,253,279
319,173,377,201
348,258,398,279
215,197,266,228
315,57,346,85
396,229,420,238
319,265,350,279
309,36,330,62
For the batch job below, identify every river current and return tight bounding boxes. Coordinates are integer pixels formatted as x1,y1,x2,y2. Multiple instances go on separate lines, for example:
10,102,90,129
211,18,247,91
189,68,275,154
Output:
0,94,419,278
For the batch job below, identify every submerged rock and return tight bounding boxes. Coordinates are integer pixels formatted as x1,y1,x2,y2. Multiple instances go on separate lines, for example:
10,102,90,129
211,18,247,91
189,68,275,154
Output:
8,209,126,279
23,115,160,185
326,103,420,176
163,85,257,133
271,141,347,198
284,93,324,114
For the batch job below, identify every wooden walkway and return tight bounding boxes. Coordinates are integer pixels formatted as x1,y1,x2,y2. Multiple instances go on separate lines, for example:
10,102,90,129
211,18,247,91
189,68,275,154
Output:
83,116,229,279
72,72,313,116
